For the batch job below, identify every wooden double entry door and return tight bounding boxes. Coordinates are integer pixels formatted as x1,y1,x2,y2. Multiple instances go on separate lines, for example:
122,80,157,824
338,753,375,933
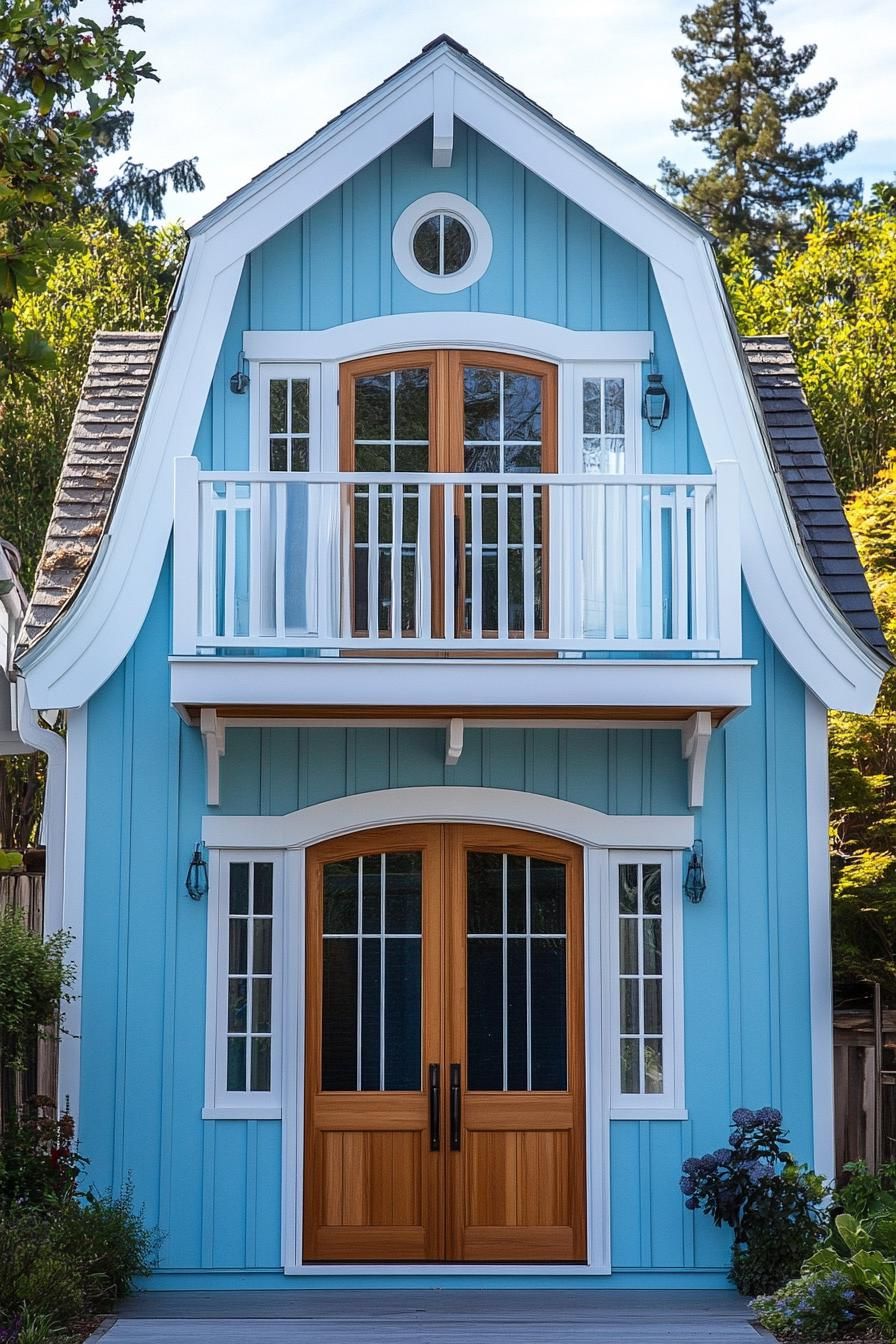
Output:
303,823,586,1264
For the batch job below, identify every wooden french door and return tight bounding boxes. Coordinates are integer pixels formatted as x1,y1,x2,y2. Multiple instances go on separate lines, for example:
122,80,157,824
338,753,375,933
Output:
303,824,585,1264
339,352,557,642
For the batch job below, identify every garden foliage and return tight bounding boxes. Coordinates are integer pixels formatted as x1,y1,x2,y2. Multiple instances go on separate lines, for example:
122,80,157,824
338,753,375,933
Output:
0,1101,161,1339
680,1107,826,1294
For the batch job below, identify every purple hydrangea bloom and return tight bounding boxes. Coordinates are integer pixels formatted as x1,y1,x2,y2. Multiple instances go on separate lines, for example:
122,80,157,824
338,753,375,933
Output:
681,1157,701,1175
731,1107,755,1126
679,1175,696,1195
712,1148,734,1164
684,1196,699,1211
755,1106,783,1127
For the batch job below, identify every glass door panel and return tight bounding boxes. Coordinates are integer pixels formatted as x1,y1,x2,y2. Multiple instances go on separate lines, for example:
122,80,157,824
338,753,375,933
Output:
342,359,434,639
321,851,423,1092
455,356,555,639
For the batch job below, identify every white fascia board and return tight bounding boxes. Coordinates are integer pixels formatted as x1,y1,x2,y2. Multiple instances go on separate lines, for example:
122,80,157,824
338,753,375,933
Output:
244,317,652,364
170,655,754,714
17,46,885,713
18,248,245,711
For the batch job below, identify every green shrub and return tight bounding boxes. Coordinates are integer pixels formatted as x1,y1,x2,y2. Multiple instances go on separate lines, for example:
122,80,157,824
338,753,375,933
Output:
56,1183,162,1308
0,907,72,1071
0,1185,160,1330
752,1269,860,1340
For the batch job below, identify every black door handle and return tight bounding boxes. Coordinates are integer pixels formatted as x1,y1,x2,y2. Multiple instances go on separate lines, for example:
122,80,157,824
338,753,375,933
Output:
428,1063,440,1152
450,1062,461,1151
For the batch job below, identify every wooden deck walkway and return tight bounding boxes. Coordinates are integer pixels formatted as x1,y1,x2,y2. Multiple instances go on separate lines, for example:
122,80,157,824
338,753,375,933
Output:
97,1289,764,1342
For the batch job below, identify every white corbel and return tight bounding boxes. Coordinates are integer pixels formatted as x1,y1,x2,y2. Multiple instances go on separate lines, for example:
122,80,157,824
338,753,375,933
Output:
681,711,712,808
432,67,454,167
445,716,464,766
200,707,226,806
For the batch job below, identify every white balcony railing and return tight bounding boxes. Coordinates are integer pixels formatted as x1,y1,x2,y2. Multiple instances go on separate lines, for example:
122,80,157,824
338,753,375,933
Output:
172,460,741,657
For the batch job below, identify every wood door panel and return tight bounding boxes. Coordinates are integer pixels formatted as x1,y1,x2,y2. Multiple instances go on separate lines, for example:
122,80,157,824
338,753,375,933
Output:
304,822,586,1265
446,825,586,1263
303,825,443,1264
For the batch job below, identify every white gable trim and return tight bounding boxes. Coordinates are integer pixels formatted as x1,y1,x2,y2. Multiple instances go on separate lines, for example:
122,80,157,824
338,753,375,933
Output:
17,45,886,713
201,786,695,852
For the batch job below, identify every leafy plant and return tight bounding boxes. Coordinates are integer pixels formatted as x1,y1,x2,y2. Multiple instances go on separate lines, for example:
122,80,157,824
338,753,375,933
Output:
752,1269,860,1340
0,1102,83,1207
808,1213,896,1339
680,1106,827,1294
0,1184,160,1328
0,907,72,1074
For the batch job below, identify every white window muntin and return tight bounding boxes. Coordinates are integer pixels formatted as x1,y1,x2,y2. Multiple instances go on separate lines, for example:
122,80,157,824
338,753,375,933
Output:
251,363,321,472
204,849,284,1119
608,849,685,1119
392,192,493,294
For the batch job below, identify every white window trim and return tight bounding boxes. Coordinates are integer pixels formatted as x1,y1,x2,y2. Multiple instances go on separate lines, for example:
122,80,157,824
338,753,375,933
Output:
607,849,686,1119
250,363,322,472
202,848,284,1120
392,191,493,293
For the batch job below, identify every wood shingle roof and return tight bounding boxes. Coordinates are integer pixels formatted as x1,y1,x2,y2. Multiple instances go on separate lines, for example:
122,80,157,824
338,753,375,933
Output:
18,330,161,655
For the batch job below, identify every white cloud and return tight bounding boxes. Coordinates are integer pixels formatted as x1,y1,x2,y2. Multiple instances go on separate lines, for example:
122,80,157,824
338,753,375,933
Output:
109,0,895,223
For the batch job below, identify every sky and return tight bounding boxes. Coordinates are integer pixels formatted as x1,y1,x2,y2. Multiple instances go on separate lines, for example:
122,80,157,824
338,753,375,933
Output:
103,0,896,226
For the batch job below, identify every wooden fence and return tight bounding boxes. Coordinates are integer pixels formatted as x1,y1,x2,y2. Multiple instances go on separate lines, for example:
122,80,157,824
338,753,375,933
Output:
0,870,58,1127
834,986,896,1177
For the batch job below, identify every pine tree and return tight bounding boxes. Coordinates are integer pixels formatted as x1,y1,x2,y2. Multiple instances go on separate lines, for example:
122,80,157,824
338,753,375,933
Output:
659,0,860,266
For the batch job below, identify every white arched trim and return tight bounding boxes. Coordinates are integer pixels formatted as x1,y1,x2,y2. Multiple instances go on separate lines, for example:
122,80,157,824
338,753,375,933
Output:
201,785,694,851
17,45,887,713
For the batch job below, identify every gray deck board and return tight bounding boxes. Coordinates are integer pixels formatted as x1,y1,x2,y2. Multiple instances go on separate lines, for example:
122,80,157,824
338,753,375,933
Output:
97,1289,761,1342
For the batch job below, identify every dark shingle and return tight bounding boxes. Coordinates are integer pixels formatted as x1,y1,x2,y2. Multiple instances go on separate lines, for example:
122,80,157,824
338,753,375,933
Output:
18,331,161,655
742,336,891,663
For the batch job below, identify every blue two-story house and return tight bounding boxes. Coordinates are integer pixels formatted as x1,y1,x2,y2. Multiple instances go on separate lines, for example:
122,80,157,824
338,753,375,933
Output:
14,37,890,1289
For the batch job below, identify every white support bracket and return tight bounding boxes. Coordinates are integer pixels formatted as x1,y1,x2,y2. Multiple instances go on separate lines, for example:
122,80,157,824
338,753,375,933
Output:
681,711,712,809
432,67,454,167
445,716,464,766
200,707,226,806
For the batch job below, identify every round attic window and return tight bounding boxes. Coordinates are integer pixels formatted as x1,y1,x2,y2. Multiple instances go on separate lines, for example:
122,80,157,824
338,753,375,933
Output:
393,193,492,293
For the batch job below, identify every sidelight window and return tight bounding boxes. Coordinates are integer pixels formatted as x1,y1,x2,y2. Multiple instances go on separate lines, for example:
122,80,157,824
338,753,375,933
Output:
610,851,684,1116
206,852,283,1118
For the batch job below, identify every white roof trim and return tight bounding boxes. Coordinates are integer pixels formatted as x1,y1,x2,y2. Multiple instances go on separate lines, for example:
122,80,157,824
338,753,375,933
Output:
17,43,886,713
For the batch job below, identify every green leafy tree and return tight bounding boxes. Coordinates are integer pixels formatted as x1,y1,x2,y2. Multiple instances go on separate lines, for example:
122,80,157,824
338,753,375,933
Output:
727,199,896,494
0,0,200,387
660,0,860,267
0,211,183,589
827,459,896,991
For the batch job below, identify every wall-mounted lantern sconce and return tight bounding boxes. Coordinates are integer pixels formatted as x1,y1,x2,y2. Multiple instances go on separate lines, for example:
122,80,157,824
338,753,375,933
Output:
641,372,670,430
684,839,706,904
185,842,209,901
229,351,250,395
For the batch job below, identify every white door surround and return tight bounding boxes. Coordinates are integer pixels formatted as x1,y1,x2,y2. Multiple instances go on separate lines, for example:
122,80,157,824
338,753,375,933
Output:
202,787,692,1275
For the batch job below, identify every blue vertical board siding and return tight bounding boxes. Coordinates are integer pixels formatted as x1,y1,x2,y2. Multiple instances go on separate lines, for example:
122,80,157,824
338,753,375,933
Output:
197,122,708,473
79,545,815,1282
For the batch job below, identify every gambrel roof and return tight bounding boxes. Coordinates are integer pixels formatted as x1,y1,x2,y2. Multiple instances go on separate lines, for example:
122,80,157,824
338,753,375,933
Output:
19,331,161,653
15,36,890,712
743,337,890,663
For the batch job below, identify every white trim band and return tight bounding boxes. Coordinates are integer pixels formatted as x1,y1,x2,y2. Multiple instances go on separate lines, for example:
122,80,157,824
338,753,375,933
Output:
202,785,695,851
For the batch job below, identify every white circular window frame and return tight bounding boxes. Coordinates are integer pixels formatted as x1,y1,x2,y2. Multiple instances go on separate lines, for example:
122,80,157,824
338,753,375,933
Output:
392,192,493,294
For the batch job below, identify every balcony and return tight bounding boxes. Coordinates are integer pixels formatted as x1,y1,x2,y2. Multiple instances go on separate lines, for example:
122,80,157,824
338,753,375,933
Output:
172,458,741,660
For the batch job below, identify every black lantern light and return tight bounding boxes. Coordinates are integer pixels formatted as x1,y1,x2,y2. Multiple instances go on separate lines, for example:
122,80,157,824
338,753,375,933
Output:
185,842,209,901
684,839,706,904
641,371,670,430
229,350,250,395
